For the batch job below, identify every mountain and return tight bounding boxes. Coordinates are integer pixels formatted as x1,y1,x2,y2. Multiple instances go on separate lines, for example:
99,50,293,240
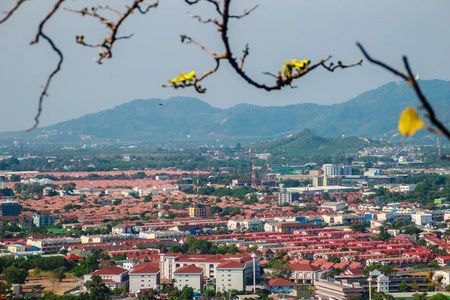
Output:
3,79,450,146
251,129,382,156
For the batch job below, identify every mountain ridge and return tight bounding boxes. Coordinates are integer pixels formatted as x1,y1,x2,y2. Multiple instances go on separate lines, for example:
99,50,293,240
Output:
2,79,449,146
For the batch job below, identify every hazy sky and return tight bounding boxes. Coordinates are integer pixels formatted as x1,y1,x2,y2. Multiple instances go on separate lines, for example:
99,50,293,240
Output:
1,0,449,132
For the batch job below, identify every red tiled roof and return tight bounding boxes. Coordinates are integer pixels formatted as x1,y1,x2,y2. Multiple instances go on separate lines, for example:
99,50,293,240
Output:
217,261,245,269
130,263,160,274
64,253,82,261
91,265,127,275
174,265,203,274
267,278,296,286
289,264,320,271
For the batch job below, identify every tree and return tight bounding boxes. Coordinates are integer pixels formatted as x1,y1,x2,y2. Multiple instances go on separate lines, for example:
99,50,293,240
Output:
399,280,409,292
350,221,367,233
327,256,341,263
413,292,428,300
84,274,111,300
52,266,66,282
428,293,450,300
373,292,395,300
31,284,45,294
411,281,420,292
2,266,28,285
180,286,194,300
269,260,293,280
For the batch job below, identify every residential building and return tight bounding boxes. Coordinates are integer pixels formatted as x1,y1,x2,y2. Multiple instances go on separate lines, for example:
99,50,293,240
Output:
278,192,300,205
290,264,321,284
216,261,245,292
228,219,263,231
411,213,433,226
27,236,81,253
264,278,297,293
323,164,352,176
320,202,347,212
33,213,52,227
129,263,160,293
174,265,204,292
230,178,277,188
0,200,20,217
189,204,210,219
112,225,134,235
314,279,364,300
313,176,343,187
83,265,129,290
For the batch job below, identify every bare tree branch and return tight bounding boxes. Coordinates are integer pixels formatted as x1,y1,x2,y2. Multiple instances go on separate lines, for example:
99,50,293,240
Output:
357,42,450,142
167,0,362,93
65,0,158,64
28,0,66,131
0,0,28,25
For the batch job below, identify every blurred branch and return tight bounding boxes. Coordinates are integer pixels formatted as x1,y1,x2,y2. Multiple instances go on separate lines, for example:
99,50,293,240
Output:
27,0,66,131
0,0,27,25
65,0,158,64
166,0,362,93
0,0,158,131
357,42,450,142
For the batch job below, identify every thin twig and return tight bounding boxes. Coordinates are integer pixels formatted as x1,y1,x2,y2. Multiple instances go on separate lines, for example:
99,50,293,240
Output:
403,57,450,140
66,0,158,64
357,42,450,141
170,0,362,93
28,0,66,131
0,0,27,25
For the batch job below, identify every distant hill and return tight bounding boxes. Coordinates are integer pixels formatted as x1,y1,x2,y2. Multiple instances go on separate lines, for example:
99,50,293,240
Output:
251,128,385,156
3,79,450,146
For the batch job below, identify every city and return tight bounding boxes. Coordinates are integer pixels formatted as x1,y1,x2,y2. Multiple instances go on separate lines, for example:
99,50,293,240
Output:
1,145,450,300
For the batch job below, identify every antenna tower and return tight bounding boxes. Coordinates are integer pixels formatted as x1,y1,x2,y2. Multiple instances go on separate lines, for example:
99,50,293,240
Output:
251,160,256,188
437,137,441,157
197,166,199,191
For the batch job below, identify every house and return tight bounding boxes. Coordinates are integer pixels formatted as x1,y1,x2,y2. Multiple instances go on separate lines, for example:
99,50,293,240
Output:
264,278,297,293
83,265,129,290
314,279,364,300
63,253,82,261
436,256,450,266
289,264,321,284
112,225,134,235
129,263,160,293
216,261,245,292
174,265,204,292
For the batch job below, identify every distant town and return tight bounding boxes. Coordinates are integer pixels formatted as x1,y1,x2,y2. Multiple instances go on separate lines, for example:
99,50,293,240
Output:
0,143,450,300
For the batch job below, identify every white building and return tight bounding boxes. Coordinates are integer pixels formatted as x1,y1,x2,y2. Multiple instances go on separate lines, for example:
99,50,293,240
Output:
228,219,263,231
83,266,129,290
216,261,245,292
174,265,204,292
411,213,433,226
320,202,347,212
129,263,160,293
27,236,81,253
290,264,321,284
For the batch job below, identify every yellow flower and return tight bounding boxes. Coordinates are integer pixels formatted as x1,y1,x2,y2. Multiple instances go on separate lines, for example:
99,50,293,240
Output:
292,59,310,70
281,59,310,78
169,71,196,84
398,107,425,136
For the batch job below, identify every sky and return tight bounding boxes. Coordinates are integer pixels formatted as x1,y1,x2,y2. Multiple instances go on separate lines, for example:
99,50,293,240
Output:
0,0,449,132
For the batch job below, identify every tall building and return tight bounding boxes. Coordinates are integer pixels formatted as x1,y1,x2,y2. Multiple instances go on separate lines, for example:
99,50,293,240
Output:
0,200,20,217
33,213,53,227
278,193,300,205
313,176,343,187
188,204,210,218
323,164,352,176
